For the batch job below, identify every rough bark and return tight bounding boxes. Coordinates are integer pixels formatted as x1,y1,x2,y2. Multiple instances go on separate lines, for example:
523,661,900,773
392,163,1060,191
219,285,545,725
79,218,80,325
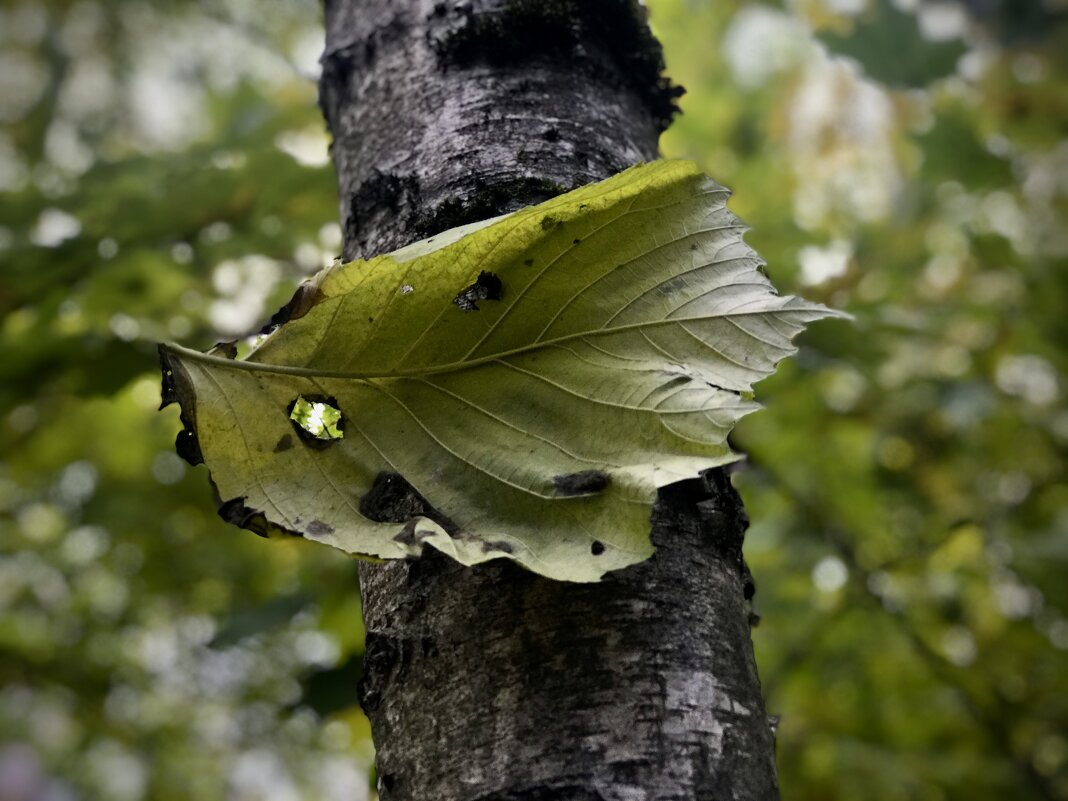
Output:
319,1,779,798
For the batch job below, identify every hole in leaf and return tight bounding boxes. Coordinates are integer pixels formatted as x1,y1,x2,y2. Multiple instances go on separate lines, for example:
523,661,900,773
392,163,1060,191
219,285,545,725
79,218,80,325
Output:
288,395,345,446
453,270,503,311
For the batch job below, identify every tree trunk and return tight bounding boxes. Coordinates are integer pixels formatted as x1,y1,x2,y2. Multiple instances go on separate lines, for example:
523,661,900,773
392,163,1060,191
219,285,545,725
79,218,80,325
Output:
319,2,779,798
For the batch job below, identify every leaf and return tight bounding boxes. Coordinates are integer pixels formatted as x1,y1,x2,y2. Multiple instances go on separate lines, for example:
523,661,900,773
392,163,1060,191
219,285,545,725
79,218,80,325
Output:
158,160,846,582
818,0,967,88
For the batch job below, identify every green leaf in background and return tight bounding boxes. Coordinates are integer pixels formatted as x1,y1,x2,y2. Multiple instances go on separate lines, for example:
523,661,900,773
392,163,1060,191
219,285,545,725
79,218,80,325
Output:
818,0,967,87
159,160,844,582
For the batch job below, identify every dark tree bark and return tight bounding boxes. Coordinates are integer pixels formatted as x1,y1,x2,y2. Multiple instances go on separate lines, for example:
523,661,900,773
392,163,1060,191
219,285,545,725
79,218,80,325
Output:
319,2,779,798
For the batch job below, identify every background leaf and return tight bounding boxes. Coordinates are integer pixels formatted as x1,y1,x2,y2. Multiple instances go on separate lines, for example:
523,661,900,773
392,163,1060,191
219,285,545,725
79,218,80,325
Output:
816,0,967,88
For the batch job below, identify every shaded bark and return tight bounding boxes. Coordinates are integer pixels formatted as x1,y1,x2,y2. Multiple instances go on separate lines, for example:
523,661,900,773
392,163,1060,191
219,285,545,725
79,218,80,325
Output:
319,1,779,798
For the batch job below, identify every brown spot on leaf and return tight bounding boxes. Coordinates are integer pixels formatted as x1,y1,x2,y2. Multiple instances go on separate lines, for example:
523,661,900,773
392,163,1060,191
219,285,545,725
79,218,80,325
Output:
175,429,203,466
218,497,270,538
553,470,611,496
306,520,334,537
273,434,294,453
591,540,606,555
158,345,204,466
260,281,324,334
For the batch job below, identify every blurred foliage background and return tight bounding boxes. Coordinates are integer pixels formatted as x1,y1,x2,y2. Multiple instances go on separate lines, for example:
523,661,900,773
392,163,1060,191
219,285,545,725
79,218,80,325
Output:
0,0,1065,799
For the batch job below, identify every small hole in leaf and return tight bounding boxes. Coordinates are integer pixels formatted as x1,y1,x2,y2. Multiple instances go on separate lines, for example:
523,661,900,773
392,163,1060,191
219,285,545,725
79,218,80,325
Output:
591,541,605,556
289,395,344,444
453,271,503,311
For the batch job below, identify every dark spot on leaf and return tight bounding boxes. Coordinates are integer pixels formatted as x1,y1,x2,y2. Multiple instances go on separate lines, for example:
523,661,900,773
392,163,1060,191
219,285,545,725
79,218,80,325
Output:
591,540,606,556
218,496,270,538
306,519,334,537
260,281,324,334
157,345,184,411
287,395,345,448
209,340,238,359
690,243,698,251
158,371,176,410
481,540,515,554
175,429,203,466
273,434,294,453
541,215,558,231
453,270,504,312
523,258,534,266
572,238,582,245
158,345,204,465
553,470,611,496
543,127,559,142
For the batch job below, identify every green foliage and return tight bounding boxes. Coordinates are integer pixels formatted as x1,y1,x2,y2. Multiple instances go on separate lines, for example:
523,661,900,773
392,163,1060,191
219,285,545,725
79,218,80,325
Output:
161,161,840,581
817,0,967,88
0,1,373,797
654,0,1068,798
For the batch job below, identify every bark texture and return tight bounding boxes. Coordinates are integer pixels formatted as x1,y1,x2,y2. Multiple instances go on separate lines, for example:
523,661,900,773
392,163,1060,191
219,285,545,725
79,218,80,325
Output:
319,2,779,798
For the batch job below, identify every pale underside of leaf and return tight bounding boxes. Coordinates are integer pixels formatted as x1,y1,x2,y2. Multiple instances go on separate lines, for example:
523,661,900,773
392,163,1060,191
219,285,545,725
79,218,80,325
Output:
159,160,847,582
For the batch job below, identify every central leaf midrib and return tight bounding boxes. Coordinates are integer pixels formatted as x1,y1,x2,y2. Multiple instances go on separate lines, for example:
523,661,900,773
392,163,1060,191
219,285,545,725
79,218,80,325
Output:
164,304,807,383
